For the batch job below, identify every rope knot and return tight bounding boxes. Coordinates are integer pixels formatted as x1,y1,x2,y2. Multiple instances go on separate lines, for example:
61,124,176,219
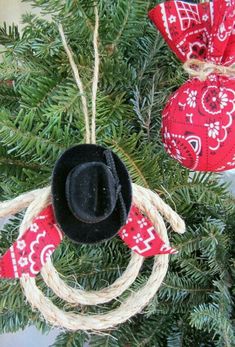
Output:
183,58,235,81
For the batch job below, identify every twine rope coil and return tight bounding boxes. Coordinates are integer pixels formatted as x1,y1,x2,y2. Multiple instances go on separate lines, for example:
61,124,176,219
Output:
0,5,186,330
20,186,184,330
0,183,185,330
36,184,185,307
0,184,185,312
183,58,235,81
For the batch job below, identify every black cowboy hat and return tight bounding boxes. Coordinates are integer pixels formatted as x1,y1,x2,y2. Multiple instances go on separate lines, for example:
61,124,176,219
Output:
51,144,132,244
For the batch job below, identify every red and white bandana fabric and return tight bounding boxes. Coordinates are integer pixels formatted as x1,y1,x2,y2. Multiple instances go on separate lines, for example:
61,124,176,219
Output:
0,205,177,279
0,206,63,278
118,205,177,257
149,0,235,172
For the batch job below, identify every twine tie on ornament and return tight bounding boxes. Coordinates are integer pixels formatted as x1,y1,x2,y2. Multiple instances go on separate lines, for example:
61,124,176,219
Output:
183,58,235,81
0,4,186,331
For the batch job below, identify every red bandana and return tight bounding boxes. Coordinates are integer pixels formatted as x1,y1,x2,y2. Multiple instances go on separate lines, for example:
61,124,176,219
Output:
0,205,177,279
149,0,235,172
118,206,177,257
0,206,63,278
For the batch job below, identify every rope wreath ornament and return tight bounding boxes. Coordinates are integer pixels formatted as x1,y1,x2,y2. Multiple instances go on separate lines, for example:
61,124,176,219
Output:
0,5,185,331
0,183,184,330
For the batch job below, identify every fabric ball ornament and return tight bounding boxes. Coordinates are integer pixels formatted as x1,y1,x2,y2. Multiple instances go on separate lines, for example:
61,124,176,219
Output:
149,0,235,172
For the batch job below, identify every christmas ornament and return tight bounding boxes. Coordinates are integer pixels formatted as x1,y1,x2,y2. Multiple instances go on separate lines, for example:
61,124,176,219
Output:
149,0,235,172
0,6,185,331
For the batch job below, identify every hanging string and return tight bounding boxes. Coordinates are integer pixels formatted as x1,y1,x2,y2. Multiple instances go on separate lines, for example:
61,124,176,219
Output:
91,5,100,144
58,4,100,144
58,24,91,144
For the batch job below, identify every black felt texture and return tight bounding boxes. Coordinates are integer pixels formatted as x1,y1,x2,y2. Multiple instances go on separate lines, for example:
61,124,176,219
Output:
65,162,117,223
52,144,132,244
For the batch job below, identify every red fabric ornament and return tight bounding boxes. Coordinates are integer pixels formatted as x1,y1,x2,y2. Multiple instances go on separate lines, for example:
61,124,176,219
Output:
149,0,235,172
0,205,177,279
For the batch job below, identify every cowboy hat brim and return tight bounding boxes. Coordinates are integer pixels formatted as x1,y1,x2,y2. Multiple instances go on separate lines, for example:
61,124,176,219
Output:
51,144,132,244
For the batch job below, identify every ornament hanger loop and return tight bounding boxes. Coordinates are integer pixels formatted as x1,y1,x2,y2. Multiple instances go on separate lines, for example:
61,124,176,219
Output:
58,3,100,144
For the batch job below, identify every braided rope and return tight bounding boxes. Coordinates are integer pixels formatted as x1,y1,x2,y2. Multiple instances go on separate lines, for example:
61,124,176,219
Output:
38,184,185,306
21,254,168,331
91,4,100,144
58,25,90,144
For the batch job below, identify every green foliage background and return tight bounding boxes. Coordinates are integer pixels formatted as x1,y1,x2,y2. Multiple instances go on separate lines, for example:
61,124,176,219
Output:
0,0,234,346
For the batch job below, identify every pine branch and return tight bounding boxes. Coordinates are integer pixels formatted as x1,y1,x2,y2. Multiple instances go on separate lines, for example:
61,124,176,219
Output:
190,304,235,346
0,23,20,45
90,334,120,347
104,126,162,189
0,156,42,171
0,1,234,344
51,331,89,347
112,1,132,48
0,111,67,165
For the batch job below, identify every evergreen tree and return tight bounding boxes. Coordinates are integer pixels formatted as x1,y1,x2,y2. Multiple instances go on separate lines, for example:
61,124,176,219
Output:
0,1,234,346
